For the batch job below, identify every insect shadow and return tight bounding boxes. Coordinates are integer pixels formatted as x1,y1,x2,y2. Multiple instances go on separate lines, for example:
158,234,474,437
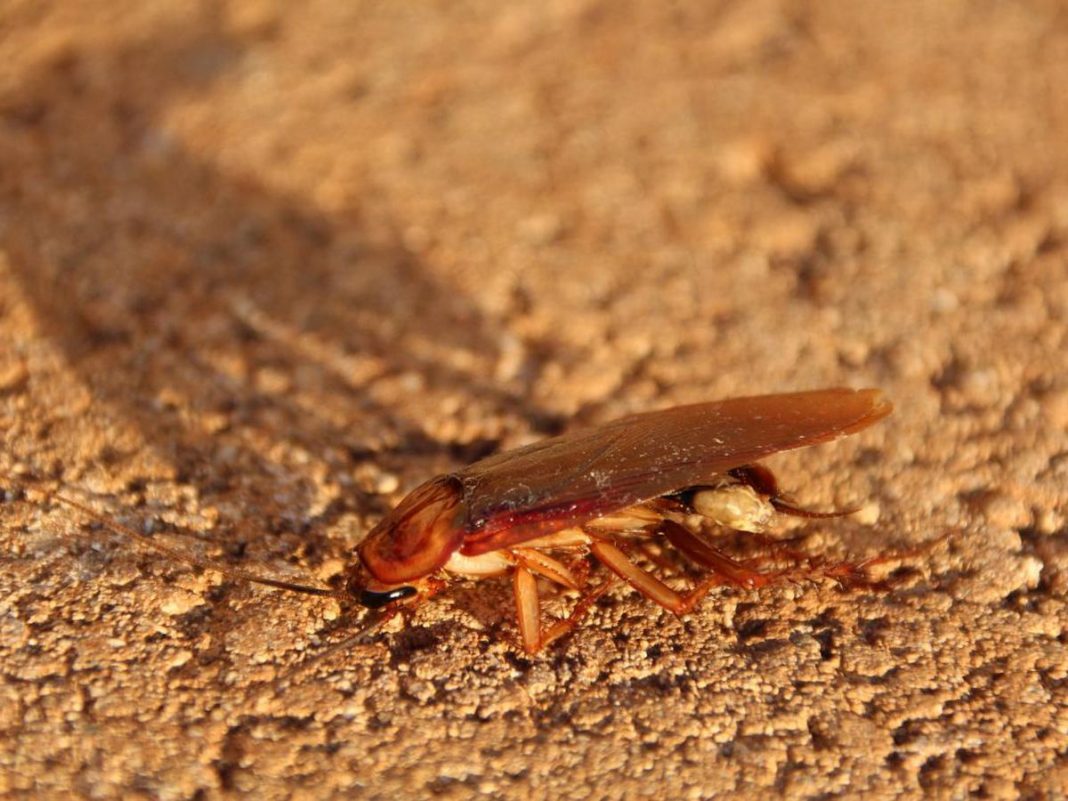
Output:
1,9,568,579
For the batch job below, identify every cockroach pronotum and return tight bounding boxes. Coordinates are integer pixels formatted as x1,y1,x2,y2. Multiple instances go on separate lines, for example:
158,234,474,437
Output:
31,387,892,654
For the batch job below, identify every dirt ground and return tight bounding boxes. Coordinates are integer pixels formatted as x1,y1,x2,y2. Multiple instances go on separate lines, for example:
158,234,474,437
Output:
1,1,1067,799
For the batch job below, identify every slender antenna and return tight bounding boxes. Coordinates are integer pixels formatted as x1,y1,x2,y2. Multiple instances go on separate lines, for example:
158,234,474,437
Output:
266,607,399,696
46,490,346,600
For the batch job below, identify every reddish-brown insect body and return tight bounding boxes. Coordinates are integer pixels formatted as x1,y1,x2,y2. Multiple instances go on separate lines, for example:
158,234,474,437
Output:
37,388,893,655
349,387,893,652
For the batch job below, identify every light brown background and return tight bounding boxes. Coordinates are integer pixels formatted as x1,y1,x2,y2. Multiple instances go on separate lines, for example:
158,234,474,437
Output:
1,2,1066,799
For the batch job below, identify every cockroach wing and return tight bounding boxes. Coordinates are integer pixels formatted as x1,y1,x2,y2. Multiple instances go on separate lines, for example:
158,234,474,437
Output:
457,388,891,537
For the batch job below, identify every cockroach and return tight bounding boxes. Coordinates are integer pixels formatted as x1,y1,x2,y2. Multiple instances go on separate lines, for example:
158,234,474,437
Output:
35,387,892,655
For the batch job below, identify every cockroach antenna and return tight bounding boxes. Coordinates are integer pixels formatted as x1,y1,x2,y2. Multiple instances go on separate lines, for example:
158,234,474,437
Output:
25,488,423,610
43,489,345,599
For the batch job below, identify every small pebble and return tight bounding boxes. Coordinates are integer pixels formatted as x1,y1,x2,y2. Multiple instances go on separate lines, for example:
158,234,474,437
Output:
1034,508,1063,535
167,649,194,670
958,368,1002,407
980,492,1031,529
717,138,773,184
159,589,206,616
517,213,562,246
0,362,29,393
1020,556,1043,590
1040,388,1068,430
930,288,960,314
375,472,399,495
852,500,881,526
353,464,399,495
321,599,341,622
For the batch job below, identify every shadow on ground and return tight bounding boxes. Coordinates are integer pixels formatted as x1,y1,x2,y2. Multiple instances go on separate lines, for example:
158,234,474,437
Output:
0,8,566,556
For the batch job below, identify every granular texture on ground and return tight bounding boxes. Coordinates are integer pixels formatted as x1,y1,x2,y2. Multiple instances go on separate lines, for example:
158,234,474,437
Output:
2,2,1067,799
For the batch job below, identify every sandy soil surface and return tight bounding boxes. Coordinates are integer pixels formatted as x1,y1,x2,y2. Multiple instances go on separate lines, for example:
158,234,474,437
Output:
2,1,1067,799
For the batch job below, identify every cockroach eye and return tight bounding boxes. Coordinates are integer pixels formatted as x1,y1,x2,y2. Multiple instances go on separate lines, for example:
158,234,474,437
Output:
358,586,417,609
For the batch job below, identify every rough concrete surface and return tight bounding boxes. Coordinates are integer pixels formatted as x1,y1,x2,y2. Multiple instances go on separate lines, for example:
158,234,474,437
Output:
1,2,1067,799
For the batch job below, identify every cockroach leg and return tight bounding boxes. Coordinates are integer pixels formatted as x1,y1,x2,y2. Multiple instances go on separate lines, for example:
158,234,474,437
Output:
517,528,592,550
512,548,581,590
564,552,593,588
662,518,891,591
812,536,951,590
657,520,776,590
584,505,664,532
513,565,543,653
510,569,617,655
510,548,599,652
588,539,724,616
738,529,813,560
537,577,617,650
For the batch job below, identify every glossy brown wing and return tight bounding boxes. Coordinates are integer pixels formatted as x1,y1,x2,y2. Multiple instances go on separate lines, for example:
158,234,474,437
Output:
456,388,891,549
